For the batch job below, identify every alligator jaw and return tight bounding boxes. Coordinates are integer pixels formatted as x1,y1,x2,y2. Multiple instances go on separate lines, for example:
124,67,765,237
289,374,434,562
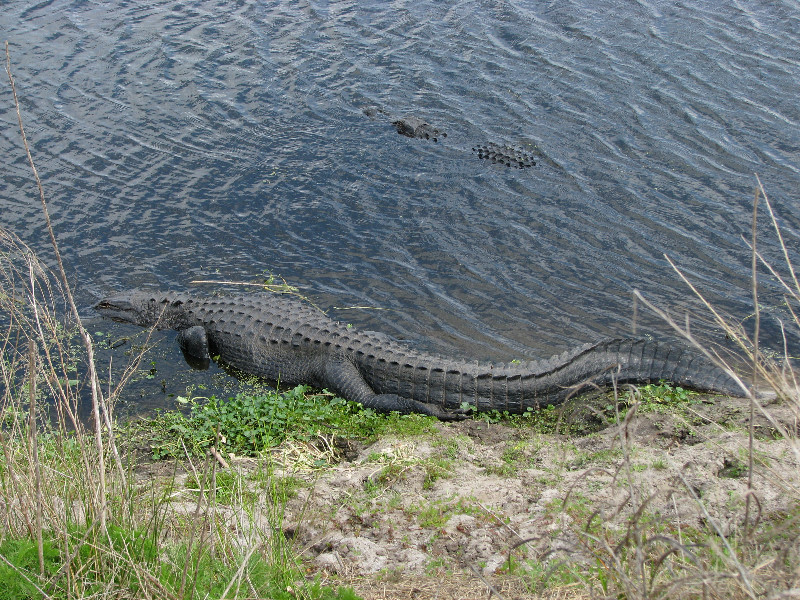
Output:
94,297,140,324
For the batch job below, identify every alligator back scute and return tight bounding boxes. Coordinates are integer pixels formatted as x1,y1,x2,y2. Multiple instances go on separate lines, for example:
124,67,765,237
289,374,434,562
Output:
472,143,536,168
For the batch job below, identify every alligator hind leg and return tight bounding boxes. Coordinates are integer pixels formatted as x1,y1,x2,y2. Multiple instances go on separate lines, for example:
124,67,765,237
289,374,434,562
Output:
323,358,465,420
177,325,211,370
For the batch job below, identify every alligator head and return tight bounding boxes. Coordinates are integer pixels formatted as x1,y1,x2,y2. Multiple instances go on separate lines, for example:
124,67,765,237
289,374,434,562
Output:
392,115,446,142
95,291,189,330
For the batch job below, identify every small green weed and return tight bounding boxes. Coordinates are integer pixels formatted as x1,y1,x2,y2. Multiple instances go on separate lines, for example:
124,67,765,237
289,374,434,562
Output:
414,503,452,528
627,382,699,413
432,437,463,460
465,403,564,432
371,462,409,486
187,469,258,504
484,439,535,477
424,556,450,575
651,457,668,470
422,456,454,489
264,475,306,499
122,385,439,459
719,457,748,479
406,496,481,528
583,382,705,426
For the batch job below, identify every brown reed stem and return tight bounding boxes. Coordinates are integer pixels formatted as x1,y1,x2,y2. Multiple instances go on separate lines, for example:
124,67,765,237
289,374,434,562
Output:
28,338,45,576
745,182,761,538
756,174,800,296
180,451,210,598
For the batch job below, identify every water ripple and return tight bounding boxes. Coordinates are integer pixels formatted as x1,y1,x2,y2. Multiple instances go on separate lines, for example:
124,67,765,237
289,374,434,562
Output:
1,0,799,368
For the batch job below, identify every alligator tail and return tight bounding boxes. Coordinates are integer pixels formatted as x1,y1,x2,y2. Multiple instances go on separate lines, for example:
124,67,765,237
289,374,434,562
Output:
362,338,748,413
557,338,747,398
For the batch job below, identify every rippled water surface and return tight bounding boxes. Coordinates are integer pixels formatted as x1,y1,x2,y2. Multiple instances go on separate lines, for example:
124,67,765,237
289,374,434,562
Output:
2,1,799,398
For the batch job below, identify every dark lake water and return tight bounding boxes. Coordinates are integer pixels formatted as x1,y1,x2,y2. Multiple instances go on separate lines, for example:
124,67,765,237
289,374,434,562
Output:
2,0,799,412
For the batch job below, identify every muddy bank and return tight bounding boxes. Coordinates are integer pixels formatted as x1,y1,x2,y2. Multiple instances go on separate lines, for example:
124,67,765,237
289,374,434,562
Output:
136,394,799,599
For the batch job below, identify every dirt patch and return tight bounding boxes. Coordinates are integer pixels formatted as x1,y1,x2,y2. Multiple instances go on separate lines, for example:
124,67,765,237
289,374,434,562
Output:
145,394,800,599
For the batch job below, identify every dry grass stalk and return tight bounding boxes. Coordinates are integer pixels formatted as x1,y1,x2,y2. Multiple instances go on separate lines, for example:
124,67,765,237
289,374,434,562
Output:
621,180,799,599
27,338,44,576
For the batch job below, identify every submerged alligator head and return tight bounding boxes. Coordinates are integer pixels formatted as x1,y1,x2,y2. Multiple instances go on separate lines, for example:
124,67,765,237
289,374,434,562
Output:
392,115,447,142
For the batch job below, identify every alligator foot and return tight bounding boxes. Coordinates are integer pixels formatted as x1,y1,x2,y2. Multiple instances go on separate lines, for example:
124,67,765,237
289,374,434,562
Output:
362,393,467,421
177,325,211,370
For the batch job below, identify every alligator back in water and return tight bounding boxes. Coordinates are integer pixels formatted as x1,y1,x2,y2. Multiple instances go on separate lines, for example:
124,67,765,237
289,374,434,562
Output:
363,109,538,169
96,291,747,420
391,115,537,169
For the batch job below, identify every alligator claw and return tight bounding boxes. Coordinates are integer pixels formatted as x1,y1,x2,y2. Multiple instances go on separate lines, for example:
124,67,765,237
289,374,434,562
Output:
415,402,469,421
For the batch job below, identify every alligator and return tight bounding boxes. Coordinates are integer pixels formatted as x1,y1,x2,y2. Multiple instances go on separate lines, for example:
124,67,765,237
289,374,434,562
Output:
364,109,537,169
95,290,747,420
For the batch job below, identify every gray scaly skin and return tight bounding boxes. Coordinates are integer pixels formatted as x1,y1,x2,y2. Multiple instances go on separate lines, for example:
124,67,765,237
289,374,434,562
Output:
95,290,747,420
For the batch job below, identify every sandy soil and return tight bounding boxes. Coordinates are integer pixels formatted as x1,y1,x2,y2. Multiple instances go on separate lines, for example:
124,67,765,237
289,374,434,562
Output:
140,393,800,600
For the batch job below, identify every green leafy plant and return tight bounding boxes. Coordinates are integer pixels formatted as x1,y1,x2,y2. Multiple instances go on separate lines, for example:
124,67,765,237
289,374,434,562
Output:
126,385,439,459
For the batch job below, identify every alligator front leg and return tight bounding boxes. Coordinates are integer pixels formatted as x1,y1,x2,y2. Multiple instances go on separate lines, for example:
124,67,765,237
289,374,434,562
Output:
323,358,465,420
176,325,211,370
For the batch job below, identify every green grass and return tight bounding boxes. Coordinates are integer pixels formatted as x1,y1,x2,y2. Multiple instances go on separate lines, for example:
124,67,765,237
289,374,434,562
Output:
117,371,714,468
0,529,359,600
0,537,61,599
464,382,703,437
0,417,361,599
467,403,565,432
